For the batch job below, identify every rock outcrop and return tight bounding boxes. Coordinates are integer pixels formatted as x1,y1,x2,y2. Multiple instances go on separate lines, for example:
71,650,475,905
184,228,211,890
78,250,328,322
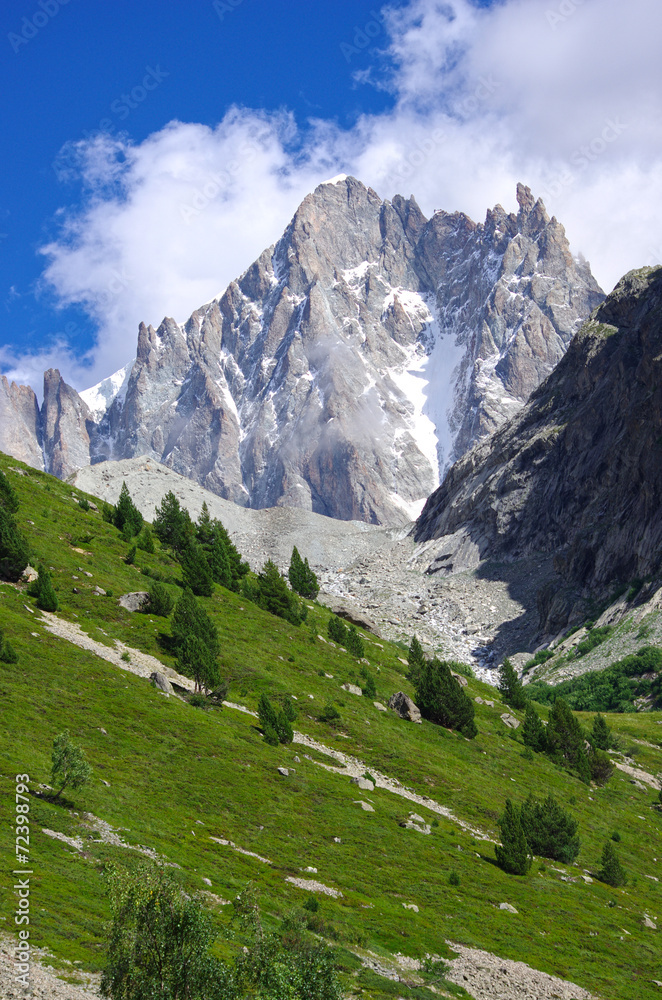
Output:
0,179,602,525
414,266,662,633
388,691,422,723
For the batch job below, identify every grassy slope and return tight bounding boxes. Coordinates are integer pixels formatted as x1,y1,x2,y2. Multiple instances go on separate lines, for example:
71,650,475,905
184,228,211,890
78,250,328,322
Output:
0,454,661,999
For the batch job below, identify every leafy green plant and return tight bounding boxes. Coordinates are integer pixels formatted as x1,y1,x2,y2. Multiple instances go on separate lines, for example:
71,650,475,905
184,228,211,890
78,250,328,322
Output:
50,730,92,799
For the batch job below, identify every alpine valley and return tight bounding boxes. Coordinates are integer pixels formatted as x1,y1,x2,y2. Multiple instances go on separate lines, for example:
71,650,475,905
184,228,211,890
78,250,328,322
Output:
1,177,661,1000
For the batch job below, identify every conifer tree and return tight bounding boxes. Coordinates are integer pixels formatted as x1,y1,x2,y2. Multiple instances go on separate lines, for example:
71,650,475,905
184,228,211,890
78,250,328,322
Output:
180,541,214,597
113,482,143,538
520,793,580,862
522,703,548,753
153,491,194,552
407,635,426,686
0,470,20,514
288,546,319,599
597,841,627,886
0,506,29,581
254,560,303,625
178,634,220,694
136,525,155,553
207,531,233,589
345,624,365,658
328,615,347,644
498,658,527,711
171,588,220,663
196,501,215,547
0,627,19,663
495,799,531,875
590,713,611,751
546,698,591,782
415,658,477,738
257,693,293,745
33,564,59,612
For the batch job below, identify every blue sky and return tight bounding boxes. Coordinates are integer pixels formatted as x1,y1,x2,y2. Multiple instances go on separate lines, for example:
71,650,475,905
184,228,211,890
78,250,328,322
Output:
2,0,660,394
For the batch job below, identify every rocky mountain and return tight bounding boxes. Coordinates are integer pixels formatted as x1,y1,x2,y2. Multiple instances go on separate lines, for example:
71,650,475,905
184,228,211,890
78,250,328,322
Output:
0,178,603,524
413,266,662,635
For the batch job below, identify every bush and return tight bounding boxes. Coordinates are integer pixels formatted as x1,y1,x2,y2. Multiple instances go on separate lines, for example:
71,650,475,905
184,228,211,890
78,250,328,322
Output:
100,865,229,1000
448,870,460,886
520,793,580,862
50,731,92,799
144,582,175,617
526,646,662,712
360,666,376,698
588,746,614,786
136,525,155,553
495,799,531,875
523,648,554,671
78,497,90,512
0,639,18,663
258,694,294,745
318,704,341,727
570,625,612,659
415,658,477,739
125,544,137,565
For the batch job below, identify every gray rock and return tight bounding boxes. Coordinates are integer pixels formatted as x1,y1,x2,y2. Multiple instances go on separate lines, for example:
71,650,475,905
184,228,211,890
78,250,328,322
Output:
0,181,600,526
402,903,419,911
451,671,468,687
643,915,657,929
341,683,363,696
388,691,422,723
373,701,387,712
150,672,174,695
351,776,375,791
499,902,518,913
501,713,521,730
277,767,289,777
93,585,106,596
202,878,212,886
21,565,38,584
354,800,375,812
119,591,150,612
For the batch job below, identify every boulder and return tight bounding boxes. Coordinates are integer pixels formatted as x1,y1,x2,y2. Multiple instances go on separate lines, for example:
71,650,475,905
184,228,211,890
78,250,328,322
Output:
451,671,468,687
119,591,150,612
499,902,518,913
500,713,520,729
373,701,387,712
354,800,375,812
21,565,38,584
351,776,375,791
341,683,363,696
93,585,106,596
277,767,289,777
388,691,422,723
402,903,419,912
317,596,381,635
150,671,174,695
643,915,657,929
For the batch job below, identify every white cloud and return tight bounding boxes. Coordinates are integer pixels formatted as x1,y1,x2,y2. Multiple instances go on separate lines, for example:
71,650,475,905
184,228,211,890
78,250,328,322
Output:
24,0,662,393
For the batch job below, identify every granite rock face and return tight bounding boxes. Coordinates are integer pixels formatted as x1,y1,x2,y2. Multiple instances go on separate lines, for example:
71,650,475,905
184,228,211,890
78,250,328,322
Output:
414,266,662,632
0,178,602,523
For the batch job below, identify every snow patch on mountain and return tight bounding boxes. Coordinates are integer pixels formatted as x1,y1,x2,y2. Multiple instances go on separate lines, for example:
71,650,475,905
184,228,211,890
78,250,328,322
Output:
80,362,132,421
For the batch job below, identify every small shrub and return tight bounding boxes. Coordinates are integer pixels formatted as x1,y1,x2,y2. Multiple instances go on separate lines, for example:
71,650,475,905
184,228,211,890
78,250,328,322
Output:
598,841,627,886
0,638,18,663
32,565,59,612
144,582,175,617
78,497,90,511
189,693,208,709
318,704,341,727
125,545,137,565
303,895,319,913
611,831,621,842
448,870,460,886
50,731,92,798
120,652,131,663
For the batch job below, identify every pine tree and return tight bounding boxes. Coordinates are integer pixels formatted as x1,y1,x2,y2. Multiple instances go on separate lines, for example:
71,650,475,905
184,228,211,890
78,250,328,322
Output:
0,506,29,581
153,491,194,552
113,482,143,538
209,520,248,587
177,634,219,693
345,624,365,658
588,746,614,786
144,582,174,617
257,693,293,745
597,841,627,886
180,541,214,597
33,564,59,612
522,703,548,753
495,799,531,875
590,713,611,750
415,658,477,739
136,525,155,553
288,546,319,599
520,793,580,862
407,635,426,685
207,532,233,589
171,588,220,663
0,470,20,514
498,658,527,710
0,627,19,663
328,616,347,645
196,501,215,547
546,698,591,783
254,560,303,625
